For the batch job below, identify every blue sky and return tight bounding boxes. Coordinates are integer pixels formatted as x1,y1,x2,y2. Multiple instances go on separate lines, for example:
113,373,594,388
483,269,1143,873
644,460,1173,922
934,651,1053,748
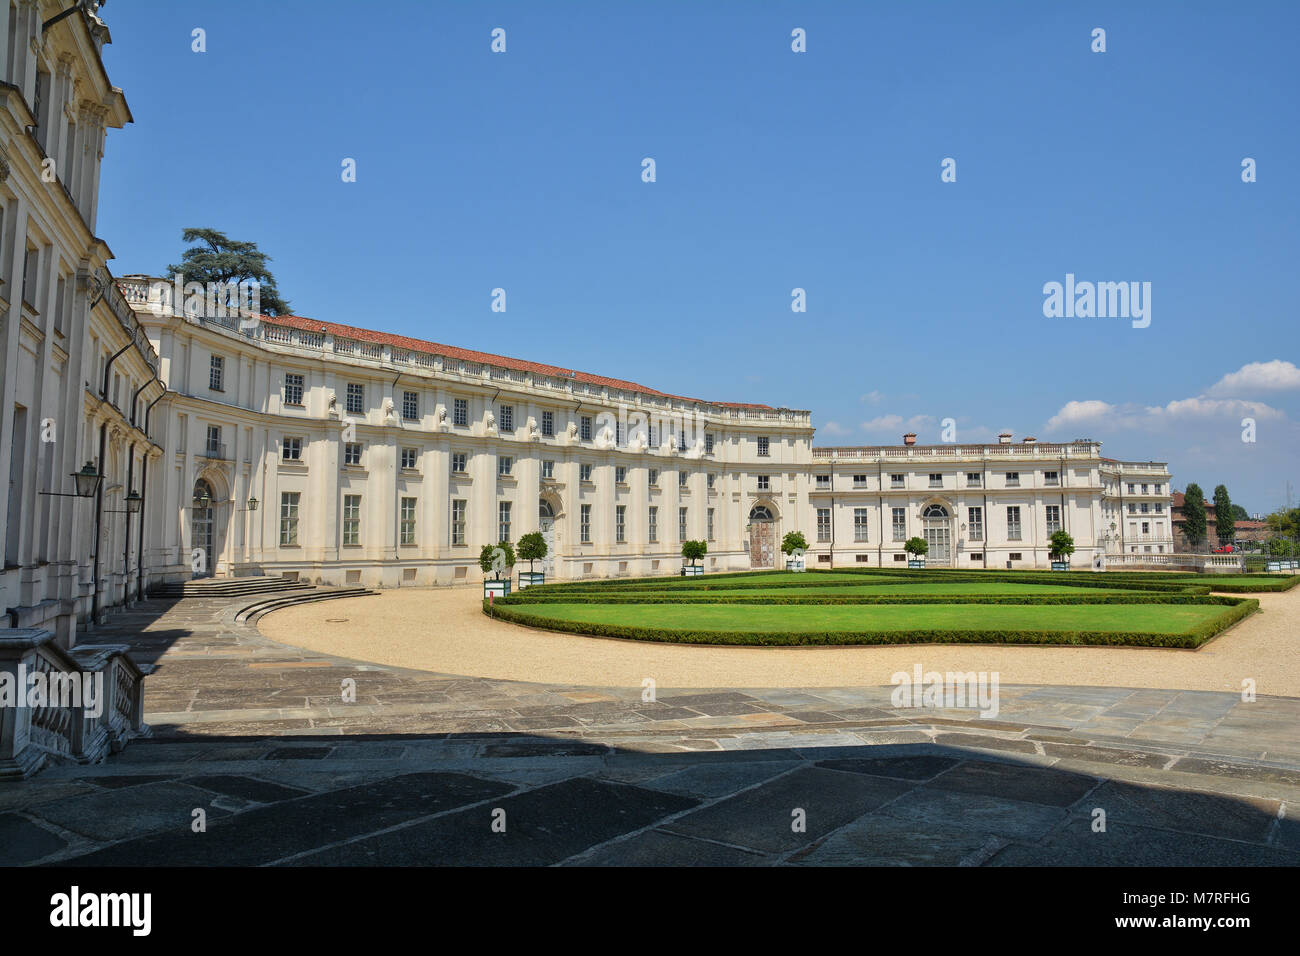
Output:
96,1,1299,513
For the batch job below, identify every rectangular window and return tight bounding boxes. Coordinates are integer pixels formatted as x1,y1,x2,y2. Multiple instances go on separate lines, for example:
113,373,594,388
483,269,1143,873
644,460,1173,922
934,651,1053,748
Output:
279,492,300,546
854,508,870,542
757,436,770,457
757,475,770,491
541,411,554,437
679,471,688,488
615,466,626,484
451,452,467,474
817,508,832,542
1141,521,1150,535
853,474,868,488
453,398,469,427
401,447,417,469
648,506,658,542
966,472,981,487
1006,471,1020,488
616,421,624,445
892,507,906,541
929,473,942,489
580,463,593,482
707,508,715,541
705,433,715,455
1141,483,1149,494
205,425,222,458
679,506,688,542
1007,506,1022,540
498,501,512,542
891,473,905,489
282,437,302,462
344,442,362,466
816,475,831,490
707,474,715,490
1009,552,1022,561
284,373,304,406
1045,470,1060,486
580,504,592,543
343,494,361,545
402,390,419,421
580,416,593,441
400,497,417,545
616,505,626,543
648,468,659,486
541,459,554,480
1045,505,1061,533
1127,483,1136,494
968,506,983,542
451,500,467,545
970,552,984,561
346,383,364,415
677,431,687,453
210,355,225,392
498,456,513,477
499,404,513,432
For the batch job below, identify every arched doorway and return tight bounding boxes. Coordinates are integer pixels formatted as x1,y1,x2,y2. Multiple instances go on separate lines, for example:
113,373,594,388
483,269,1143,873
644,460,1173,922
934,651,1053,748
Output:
922,503,951,566
538,498,557,577
191,478,216,578
748,504,776,569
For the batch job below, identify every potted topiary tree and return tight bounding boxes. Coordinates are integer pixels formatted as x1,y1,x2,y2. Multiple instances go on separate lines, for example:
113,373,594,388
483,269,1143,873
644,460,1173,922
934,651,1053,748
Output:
480,541,515,598
516,532,548,588
681,539,707,576
782,531,808,572
1049,530,1075,571
904,536,928,569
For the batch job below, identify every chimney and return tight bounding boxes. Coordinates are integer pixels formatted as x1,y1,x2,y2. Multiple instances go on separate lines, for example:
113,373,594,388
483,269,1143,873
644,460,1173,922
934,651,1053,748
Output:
903,433,917,446
998,431,1012,444
1022,436,1036,444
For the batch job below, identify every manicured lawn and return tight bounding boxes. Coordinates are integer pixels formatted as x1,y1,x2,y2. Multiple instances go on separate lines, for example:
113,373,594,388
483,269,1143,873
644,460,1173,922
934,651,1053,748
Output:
547,582,1140,597
516,601,1233,635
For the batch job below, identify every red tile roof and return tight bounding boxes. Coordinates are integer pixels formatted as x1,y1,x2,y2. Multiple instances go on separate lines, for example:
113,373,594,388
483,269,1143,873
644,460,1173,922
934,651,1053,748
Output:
261,314,773,410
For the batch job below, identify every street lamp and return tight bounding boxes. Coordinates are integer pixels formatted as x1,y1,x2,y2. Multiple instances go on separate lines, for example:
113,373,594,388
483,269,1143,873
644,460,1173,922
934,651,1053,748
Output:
247,496,258,512
39,461,104,500
125,490,142,514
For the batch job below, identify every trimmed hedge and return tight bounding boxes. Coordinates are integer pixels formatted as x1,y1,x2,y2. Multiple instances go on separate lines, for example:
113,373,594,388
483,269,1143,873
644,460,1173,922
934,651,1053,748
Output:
485,597,1259,650
494,593,1240,608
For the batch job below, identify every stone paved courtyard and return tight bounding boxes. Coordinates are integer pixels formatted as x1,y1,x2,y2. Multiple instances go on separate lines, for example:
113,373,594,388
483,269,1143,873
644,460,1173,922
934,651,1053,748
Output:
3,591,1299,866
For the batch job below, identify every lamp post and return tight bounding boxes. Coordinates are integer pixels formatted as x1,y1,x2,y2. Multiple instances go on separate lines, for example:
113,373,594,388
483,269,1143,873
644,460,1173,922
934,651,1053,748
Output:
38,461,104,500
104,489,143,606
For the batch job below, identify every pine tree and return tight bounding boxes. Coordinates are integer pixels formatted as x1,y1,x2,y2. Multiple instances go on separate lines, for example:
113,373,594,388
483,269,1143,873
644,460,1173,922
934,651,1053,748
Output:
166,228,292,316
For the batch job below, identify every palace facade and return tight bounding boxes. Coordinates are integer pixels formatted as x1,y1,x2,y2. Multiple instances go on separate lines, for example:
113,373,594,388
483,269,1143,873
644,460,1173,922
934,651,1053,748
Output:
0,1,1180,651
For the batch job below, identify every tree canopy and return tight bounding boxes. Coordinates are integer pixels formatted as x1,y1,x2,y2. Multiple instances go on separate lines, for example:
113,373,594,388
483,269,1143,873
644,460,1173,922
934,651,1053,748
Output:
166,228,292,316
1212,485,1235,544
681,540,708,566
1182,483,1208,547
781,531,808,555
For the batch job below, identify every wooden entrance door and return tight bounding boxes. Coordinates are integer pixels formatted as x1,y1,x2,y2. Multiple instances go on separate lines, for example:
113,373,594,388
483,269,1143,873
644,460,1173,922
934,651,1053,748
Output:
750,520,775,568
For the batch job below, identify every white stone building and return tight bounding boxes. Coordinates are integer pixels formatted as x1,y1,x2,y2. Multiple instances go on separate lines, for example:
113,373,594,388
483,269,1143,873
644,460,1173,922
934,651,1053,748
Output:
0,1,1182,648
1,0,157,644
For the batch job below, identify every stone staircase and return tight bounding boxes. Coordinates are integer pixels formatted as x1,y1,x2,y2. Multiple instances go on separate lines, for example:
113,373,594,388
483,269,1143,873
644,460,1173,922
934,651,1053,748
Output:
150,576,314,599
233,586,376,625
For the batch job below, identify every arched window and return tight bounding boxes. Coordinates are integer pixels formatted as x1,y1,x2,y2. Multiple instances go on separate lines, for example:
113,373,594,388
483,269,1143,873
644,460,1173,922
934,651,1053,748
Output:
922,504,949,518
538,499,554,519
749,505,773,520
192,479,214,506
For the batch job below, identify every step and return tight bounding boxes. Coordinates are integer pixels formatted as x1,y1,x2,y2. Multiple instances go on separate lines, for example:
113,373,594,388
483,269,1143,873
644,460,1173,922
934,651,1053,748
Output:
235,587,376,624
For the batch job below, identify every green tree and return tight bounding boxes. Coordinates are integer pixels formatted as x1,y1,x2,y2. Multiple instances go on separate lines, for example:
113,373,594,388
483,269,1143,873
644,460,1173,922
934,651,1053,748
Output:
1182,483,1208,549
478,541,515,579
1230,504,1250,522
166,228,292,316
516,532,547,572
1268,537,1293,558
1049,530,1075,561
781,531,808,555
904,536,928,557
681,540,708,567
1213,485,1235,545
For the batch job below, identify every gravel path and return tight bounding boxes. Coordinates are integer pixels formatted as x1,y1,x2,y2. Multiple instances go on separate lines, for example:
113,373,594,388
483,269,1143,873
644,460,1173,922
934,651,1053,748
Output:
258,585,1300,696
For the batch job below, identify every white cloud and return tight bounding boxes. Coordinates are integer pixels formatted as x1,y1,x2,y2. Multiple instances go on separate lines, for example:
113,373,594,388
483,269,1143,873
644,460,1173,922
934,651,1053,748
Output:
819,421,851,436
861,413,934,434
860,390,885,405
1207,360,1300,396
1045,396,1284,433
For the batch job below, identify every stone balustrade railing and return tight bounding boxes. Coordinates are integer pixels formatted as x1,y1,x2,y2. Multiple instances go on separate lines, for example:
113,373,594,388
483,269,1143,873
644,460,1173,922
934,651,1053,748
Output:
0,630,152,780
